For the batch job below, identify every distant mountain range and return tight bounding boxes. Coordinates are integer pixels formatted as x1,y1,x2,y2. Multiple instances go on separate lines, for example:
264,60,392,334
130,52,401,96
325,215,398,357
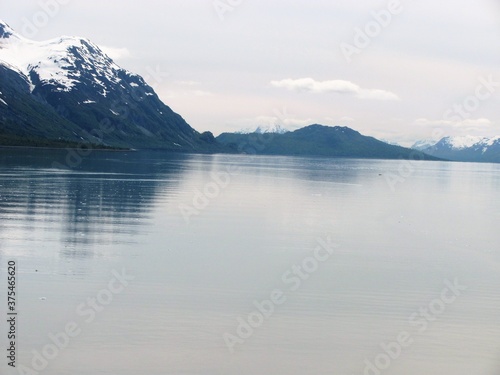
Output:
1,21,497,163
412,136,500,163
218,125,438,160
0,21,220,151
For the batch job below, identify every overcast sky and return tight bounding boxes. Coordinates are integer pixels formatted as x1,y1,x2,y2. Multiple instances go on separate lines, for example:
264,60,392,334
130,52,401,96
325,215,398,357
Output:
2,0,500,145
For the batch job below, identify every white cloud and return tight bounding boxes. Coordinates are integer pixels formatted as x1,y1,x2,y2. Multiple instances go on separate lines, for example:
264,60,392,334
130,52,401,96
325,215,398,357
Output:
100,45,131,60
4,0,494,138
270,78,400,101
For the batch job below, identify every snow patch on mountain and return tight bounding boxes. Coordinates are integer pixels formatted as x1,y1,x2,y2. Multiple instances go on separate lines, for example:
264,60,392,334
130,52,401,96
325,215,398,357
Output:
237,124,289,135
413,134,500,162
0,20,214,151
431,136,500,152
0,90,7,106
412,139,437,151
380,139,401,147
443,136,483,149
483,136,500,147
416,136,500,151
0,20,123,93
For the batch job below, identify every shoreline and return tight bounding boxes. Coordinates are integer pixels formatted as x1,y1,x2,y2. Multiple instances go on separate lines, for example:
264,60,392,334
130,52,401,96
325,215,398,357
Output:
0,145,133,152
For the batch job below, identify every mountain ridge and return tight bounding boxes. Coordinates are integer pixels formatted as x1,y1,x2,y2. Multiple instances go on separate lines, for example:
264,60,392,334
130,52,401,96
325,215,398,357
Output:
0,20,221,151
0,21,491,163
412,135,500,163
217,124,440,160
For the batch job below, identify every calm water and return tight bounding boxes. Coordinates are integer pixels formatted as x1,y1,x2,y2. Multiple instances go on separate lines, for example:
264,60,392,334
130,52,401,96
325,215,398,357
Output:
1,149,499,375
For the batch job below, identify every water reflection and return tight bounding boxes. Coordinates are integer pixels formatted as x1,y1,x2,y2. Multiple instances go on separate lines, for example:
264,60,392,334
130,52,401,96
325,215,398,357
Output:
1,150,499,375
0,149,188,260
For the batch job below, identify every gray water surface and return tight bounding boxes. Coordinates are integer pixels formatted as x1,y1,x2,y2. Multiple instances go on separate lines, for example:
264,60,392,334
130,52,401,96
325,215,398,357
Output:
1,149,499,375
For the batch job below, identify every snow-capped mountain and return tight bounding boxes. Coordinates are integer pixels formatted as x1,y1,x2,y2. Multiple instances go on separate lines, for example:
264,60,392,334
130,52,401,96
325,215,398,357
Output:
0,20,218,150
411,139,439,151
0,23,120,93
413,136,500,163
380,139,401,147
236,124,289,135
